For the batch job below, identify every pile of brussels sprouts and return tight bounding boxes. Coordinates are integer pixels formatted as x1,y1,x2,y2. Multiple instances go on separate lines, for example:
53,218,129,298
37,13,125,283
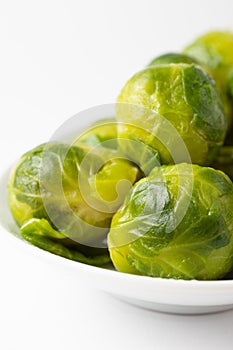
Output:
8,30,233,280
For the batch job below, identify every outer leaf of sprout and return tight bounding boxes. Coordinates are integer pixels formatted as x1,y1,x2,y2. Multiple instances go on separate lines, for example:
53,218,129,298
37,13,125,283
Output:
117,63,226,166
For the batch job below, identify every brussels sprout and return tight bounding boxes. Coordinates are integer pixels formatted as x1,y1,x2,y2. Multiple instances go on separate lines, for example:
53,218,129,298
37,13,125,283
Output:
184,31,233,127
148,52,196,66
108,163,233,280
212,146,233,181
8,142,142,259
117,63,226,165
8,143,98,227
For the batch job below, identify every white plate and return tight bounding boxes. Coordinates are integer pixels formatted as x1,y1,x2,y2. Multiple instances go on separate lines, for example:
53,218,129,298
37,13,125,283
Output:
2,105,233,315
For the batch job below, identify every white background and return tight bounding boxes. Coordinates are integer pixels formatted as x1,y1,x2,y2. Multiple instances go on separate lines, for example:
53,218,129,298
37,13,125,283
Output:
1,0,233,349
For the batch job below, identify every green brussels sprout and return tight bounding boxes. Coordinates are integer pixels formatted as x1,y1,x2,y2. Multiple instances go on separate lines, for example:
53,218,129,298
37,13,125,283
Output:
117,63,226,165
8,141,142,262
184,31,233,128
148,52,196,66
212,146,233,181
8,143,99,227
108,163,233,280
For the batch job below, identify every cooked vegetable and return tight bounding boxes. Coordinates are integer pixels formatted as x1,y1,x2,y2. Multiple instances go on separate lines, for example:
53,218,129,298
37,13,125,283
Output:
8,143,97,227
8,141,142,262
184,31,233,128
108,163,233,280
117,63,226,165
148,52,196,66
